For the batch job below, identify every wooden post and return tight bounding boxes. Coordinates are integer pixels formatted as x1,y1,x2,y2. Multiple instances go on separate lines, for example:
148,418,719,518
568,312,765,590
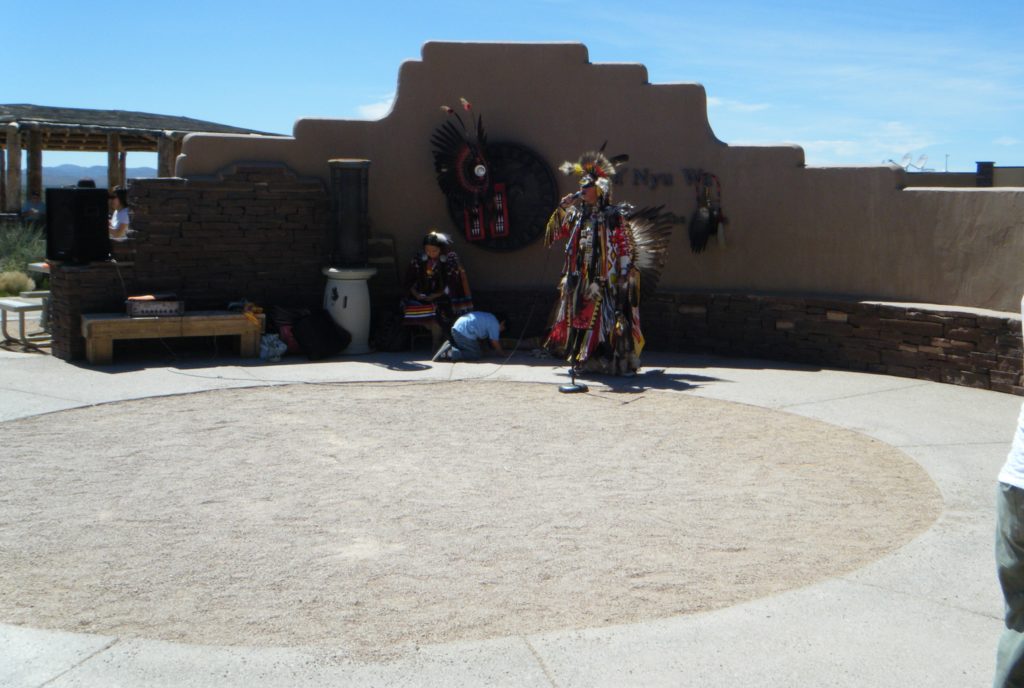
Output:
0,143,6,208
157,132,176,177
119,150,127,187
106,133,122,189
27,130,43,199
5,123,21,213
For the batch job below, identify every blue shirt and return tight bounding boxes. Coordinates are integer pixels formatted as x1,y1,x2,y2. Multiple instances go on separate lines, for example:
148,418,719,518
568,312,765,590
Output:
452,311,501,341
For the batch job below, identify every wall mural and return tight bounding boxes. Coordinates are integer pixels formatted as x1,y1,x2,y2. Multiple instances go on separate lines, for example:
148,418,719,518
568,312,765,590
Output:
431,99,559,252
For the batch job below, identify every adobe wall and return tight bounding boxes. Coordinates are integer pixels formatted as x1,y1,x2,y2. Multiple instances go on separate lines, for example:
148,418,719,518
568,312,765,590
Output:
51,41,1022,394
46,165,1023,395
997,168,1024,186
177,41,1024,313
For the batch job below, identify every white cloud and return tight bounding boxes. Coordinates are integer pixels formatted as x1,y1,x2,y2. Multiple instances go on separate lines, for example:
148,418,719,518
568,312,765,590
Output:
995,136,1021,146
801,139,871,159
750,118,936,166
707,97,770,113
356,94,395,120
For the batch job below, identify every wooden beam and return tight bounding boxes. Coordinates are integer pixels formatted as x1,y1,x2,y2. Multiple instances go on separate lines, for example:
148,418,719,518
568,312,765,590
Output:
107,133,121,189
0,144,6,208
19,121,167,139
27,130,43,198
157,132,176,177
5,124,21,212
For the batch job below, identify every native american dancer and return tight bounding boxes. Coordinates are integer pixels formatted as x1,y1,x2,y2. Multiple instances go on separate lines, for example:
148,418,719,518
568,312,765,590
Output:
402,230,474,348
544,150,671,375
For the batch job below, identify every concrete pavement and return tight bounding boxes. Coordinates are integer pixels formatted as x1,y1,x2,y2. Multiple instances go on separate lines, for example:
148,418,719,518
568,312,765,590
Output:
0,340,1018,687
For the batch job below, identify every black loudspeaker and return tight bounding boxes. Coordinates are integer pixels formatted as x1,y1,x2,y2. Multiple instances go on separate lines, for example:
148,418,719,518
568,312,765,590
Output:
45,188,110,263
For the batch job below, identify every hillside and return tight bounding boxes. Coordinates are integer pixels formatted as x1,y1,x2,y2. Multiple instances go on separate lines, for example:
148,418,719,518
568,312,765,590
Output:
30,164,159,190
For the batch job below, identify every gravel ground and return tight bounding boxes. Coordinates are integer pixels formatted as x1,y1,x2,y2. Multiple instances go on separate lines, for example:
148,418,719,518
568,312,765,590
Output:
0,380,941,660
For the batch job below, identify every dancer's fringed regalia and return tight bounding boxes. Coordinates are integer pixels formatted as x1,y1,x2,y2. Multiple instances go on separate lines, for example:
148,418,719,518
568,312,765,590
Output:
544,149,672,376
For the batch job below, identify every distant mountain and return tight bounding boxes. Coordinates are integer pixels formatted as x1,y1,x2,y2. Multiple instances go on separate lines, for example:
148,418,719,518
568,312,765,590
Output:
30,164,159,190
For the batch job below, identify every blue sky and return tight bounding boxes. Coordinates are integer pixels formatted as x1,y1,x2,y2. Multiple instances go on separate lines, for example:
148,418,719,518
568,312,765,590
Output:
9,0,1022,172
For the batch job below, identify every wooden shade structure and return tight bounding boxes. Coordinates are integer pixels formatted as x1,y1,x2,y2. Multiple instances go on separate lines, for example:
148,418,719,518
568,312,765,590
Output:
1,104,280,212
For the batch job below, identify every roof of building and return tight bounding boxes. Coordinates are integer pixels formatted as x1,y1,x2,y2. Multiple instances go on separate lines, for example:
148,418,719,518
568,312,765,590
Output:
0,104,280,151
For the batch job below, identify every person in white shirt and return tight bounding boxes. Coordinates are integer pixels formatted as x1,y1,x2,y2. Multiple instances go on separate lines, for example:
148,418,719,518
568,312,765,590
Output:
21,191,44,222
995,296,1024,687
109,187,130,241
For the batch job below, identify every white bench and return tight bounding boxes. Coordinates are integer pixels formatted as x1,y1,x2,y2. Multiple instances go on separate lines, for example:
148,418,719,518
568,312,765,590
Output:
80,311,265,365
0,297,49,346
19,290,50,331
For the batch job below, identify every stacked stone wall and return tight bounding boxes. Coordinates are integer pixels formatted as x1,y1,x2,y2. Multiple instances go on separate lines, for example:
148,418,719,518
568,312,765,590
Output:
659,294,1022,393
49,165,330,360
485,289,1024,395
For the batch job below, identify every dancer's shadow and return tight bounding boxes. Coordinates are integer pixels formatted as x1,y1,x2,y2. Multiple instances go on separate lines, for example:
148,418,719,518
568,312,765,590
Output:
570,367,721,394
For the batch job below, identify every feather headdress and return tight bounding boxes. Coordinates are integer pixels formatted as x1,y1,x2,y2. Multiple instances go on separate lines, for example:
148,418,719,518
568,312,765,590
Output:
559,146,628,198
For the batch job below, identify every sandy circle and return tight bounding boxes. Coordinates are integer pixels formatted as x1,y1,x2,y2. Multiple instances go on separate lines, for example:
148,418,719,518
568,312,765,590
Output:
0,380,940,658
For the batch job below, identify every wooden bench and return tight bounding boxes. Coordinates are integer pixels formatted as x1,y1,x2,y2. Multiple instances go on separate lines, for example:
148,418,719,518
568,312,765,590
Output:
80,311,265,365
0,296,49,346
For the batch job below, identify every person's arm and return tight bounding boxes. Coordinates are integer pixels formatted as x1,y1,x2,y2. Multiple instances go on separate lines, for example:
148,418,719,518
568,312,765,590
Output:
420,287,444,302
486,317,506,356
411,284,443,301
488,338,507,356
109,210,129,239
406,261,443,301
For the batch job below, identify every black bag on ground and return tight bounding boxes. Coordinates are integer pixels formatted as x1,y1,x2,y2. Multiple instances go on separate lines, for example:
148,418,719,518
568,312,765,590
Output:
291,309,351,360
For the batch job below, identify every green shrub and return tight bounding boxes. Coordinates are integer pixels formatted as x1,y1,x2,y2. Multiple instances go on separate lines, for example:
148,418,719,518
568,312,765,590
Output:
0,220,45,292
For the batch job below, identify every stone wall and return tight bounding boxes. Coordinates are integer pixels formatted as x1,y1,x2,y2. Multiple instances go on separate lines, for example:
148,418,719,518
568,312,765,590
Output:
482,289,1024,395
49,260,137,361
49,165,330,360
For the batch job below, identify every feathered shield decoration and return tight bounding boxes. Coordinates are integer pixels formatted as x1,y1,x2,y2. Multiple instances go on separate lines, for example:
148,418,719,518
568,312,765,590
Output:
686,171,728,253
432,99,489,209
431,98,517,243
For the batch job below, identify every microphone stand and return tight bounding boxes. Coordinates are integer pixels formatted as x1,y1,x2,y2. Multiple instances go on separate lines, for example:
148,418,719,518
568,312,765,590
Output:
558,365,588,394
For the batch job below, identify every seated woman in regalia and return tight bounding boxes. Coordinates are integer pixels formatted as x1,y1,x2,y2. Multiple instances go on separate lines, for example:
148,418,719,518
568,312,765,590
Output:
402,230,474,350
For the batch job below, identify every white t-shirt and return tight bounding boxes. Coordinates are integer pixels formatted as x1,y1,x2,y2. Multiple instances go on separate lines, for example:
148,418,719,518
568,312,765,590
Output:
109,207,130,241
998,295,1024,489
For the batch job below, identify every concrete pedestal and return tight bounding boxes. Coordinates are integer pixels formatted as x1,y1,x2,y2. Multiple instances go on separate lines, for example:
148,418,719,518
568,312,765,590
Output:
322,266,377,354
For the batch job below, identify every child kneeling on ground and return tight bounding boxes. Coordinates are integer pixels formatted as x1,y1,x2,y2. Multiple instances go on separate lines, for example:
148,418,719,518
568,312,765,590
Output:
433,311,508,361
